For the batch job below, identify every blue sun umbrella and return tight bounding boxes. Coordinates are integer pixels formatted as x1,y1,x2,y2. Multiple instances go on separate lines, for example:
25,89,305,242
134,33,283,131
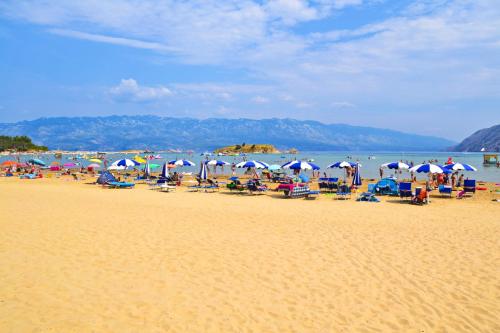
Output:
205,159,230,166
111,159,140,168
235,160,268,169
199,161,208,181
443,163,477,172
282,160,320,170
169,159,195,167
143,160,151,178
409,163,444,174
381,162,409,170
160,161,170,178
352,165,362,186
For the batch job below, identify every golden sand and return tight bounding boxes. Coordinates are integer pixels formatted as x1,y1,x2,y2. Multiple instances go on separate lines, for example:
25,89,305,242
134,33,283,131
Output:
1,177,499,332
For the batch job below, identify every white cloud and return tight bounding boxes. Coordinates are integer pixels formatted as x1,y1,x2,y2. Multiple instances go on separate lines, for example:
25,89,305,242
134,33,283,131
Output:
49,29,175,52
252,96,270,104
109,79,172,102
331,101,356,108
1,0,499,138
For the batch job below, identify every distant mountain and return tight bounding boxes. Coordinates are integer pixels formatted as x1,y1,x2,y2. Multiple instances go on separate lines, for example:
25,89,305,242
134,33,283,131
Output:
449,124,500,152
0,115,456,151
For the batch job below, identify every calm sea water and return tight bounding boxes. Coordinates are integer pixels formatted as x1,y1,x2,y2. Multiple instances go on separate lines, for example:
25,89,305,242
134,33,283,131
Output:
2,151,499,182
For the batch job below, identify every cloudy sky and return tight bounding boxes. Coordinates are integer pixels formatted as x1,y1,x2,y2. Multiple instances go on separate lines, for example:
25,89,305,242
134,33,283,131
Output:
1,0,499,140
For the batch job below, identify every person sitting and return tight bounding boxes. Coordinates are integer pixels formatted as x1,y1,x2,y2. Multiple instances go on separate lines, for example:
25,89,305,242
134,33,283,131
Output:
412,188,428,204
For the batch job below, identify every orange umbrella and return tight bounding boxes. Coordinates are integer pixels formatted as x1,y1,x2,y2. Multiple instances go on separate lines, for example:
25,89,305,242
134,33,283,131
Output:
51,161,60,166
1,160,18,167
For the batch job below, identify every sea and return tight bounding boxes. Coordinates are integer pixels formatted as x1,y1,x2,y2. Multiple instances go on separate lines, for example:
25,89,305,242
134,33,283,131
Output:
1,151,499,182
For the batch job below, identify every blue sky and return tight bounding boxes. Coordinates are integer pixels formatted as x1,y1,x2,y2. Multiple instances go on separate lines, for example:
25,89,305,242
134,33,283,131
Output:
0,0,499,140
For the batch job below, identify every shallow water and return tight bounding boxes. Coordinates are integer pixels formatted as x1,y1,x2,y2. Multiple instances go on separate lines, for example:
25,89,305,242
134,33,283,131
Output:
2,151,499,182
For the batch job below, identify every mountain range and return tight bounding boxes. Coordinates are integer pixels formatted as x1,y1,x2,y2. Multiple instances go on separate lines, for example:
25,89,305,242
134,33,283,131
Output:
449,124,500,152
0,115,456,151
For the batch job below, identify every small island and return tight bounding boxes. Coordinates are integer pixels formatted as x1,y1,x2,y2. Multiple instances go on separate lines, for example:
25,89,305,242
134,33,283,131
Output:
0,135,48,152
214,143,280,154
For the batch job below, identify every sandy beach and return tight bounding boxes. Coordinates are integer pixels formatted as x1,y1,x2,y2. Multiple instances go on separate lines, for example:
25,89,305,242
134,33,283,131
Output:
1,177,499,332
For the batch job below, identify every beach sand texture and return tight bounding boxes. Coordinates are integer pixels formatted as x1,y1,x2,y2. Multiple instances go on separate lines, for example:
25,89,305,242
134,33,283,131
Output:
1,178,499,332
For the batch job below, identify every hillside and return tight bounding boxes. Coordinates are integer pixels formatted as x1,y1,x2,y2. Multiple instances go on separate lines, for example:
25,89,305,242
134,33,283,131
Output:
214,144,279,154
0,135,48,152
449,124,500,152
0,116,455,151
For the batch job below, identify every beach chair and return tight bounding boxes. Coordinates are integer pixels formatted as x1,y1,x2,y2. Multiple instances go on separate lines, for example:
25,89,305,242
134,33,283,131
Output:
399,182,412,200
305,190,320,199
106,181,135,189
335,184,351,200
159,184,176,192
246,180,268,194
438,185,452,197
356,192,380,202
226,179,246,192
463,179,476,196
288,185,311,198
411,188,428,205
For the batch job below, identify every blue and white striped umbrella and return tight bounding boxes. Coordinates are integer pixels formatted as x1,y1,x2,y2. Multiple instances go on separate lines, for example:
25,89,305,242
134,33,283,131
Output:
443,163,477,172
169,159,195,167
205,159,230,166
160,161,170,178
199,161,208,180
111,159,140,168
352,165,362,186
409,163,444,174
143,159,151,177
328,161,359,168
282,160,320,170
235,160,268,169
381,162,409,170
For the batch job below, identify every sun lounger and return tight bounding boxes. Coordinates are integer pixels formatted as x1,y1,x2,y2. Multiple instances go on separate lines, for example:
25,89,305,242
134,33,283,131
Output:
335,184,351,200
356,192,380,202
399,182,412,200
288,185,311,198
438,185,452,197
19,174,37,179
159,184,176,192
106,181,135,189
247,180,268,194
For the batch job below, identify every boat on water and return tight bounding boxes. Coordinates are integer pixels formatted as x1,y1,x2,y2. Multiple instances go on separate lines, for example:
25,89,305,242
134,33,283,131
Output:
483,153,498,166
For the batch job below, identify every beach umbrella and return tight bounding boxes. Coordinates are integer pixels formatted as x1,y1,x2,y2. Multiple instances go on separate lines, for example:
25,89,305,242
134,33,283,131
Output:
63,162,78,168
143,160,151,178
199,161,208,181
381,162,409,170
87,163,101,169
134,155,147,164
1,160,18,167
443,163,477,172
149,163,161,169
28,158,46,166
169,159,195,167
268,164,282,171
235,160,268,169
282,160,320,170
352,165,362,186
205,159,230,166
111,159,140,168
88,158,102,163
50,161,60,166
160,162,170,178
409,163,444,174
327,161,359,168
107,165,126,170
